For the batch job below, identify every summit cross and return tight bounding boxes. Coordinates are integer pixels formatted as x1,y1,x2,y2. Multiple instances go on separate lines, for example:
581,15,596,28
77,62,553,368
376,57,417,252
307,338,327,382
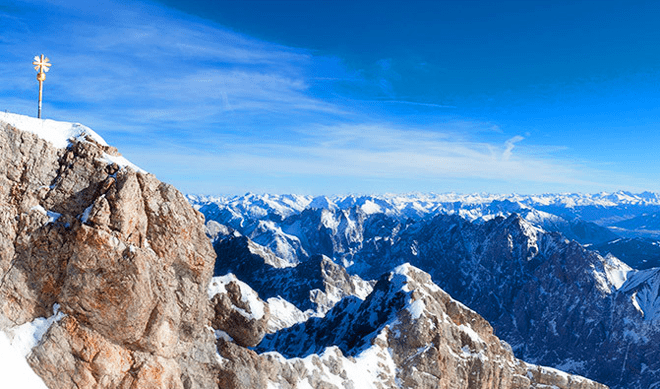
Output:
32,54,51,119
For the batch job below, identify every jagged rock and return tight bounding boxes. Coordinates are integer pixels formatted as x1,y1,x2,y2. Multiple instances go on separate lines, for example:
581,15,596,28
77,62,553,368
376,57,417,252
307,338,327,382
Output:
222,264,609,389
0,116,218,388
209,274,270,348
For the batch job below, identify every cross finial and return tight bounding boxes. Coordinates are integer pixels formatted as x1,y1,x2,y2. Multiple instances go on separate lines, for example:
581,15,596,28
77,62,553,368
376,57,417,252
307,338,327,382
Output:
33,54,51,74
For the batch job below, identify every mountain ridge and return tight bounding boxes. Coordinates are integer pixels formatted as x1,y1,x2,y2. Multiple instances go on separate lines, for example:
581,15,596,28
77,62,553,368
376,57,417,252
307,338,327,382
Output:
199,193,660,389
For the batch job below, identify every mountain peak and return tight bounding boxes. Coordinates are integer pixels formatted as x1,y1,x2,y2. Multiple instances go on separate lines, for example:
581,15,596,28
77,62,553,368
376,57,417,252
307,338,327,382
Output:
0,113,218,388
251,264,607,389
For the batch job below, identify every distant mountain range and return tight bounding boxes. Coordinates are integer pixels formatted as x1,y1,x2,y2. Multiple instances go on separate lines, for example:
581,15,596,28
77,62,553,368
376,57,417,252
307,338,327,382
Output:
189,192,660,267
190,192,660,389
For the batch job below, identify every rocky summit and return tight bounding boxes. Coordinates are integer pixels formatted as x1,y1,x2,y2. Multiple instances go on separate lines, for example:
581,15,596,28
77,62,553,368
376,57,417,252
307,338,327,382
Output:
0,114,218,388
0,113,608,389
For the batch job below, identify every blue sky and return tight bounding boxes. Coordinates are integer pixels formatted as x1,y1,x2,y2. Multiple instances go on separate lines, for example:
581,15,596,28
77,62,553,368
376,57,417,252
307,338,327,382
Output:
1,0,659,195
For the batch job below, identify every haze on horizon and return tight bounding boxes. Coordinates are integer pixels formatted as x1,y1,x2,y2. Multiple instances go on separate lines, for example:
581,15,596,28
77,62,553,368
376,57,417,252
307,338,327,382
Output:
1,0,659,196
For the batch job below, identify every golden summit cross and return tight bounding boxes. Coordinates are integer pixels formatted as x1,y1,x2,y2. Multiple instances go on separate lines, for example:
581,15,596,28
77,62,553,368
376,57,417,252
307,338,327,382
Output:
32,54,51,119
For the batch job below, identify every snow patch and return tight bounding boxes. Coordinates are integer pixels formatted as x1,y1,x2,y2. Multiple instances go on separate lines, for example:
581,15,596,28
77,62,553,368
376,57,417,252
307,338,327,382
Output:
30,205,61,223
407,299,425,320
215,330,234,342
0,112,107,149
604,254,631,290
266,297,310,332
0,304,64,389
81,203,94,223
458,324,485,345
98,153,146,174
360,200,382,215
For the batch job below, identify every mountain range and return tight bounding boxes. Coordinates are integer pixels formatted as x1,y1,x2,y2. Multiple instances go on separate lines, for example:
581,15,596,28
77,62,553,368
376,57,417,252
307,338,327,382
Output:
191,192,660,389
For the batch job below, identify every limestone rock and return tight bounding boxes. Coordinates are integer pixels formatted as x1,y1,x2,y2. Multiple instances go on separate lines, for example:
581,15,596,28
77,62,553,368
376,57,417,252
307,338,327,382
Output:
209,275,270,348
0,118,218,389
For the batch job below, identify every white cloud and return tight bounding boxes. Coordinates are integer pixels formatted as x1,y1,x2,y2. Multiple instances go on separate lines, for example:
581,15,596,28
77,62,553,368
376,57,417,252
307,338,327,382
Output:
0,0,337,132
130,122,611,193
2,0,647,195
503,135,524,161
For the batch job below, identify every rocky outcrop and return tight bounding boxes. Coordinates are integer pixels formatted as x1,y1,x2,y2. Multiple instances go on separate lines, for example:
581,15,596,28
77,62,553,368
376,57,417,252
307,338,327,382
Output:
209,274,270,348
216,264,608,389
0,116,218,388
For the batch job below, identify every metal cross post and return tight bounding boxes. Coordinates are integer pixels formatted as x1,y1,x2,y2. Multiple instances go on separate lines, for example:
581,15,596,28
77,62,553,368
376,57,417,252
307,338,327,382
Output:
32,54,51,119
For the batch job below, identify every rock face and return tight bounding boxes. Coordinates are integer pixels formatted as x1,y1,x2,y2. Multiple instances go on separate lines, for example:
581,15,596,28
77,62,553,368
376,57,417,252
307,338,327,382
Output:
208,274,270,348
0,117,218,388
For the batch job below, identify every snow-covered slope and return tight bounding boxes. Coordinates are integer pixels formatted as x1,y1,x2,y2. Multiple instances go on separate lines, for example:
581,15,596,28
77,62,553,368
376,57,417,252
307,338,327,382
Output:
0,112,144,173
0,305,63,389
0,112,106,149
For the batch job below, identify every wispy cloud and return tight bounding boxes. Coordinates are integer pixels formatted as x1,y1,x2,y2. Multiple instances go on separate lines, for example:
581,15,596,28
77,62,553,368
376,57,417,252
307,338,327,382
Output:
362,100,456,109
0,0,338,134
1,0,647,195
503,135,524,161
137,122,624,194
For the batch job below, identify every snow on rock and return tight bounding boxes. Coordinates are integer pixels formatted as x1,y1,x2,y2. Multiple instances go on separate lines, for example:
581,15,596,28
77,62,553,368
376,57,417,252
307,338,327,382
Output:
0,305,64,389
604,254,632,290
0,112,107,149
360,199,382,215
620,268,660,321
97,152,146,174
30,205,61,224
1,112,144,174
209,273,271,348
209,274,265,320
265,297,311,332
220,264,608,389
